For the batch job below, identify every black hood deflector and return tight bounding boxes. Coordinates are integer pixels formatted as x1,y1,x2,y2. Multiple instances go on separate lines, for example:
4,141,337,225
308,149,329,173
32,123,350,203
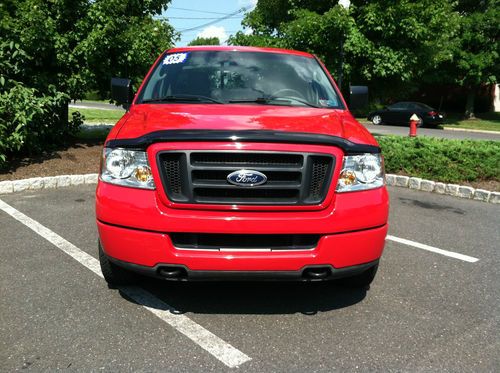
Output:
106,130,380,155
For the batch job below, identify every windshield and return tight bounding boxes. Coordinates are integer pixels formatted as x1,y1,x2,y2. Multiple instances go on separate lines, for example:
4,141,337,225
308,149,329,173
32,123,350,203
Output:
136,50,343,109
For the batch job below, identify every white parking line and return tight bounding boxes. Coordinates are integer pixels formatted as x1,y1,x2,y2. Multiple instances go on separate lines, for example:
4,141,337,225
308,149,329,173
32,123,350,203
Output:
0,199,251,368
386,235,479,263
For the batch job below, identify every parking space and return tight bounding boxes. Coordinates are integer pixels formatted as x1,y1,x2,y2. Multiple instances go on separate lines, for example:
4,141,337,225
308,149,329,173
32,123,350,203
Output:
1,185,499,372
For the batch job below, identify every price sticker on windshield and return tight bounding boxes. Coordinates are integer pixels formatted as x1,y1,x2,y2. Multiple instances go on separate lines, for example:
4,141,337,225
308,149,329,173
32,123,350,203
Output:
163,53,188,65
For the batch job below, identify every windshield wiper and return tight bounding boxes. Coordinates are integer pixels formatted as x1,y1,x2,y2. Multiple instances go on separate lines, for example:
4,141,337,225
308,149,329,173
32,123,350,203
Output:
228,96,320,108
142,94,224,104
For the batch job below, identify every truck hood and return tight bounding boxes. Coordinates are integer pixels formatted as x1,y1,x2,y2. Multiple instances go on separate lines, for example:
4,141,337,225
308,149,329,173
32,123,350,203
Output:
114,103,377,146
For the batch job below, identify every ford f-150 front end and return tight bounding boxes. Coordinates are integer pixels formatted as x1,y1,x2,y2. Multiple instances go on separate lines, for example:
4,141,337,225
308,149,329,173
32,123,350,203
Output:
96,46,389,288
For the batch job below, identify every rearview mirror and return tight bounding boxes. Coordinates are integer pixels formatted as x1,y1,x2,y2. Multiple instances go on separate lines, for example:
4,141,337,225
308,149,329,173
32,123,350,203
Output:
111,77,134,110
349,86,369,111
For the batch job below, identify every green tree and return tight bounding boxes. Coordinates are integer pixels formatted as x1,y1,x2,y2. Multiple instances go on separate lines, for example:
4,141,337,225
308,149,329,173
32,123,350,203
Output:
451,0,499,118
0,0,177,167
230,0,459,101
188,36,220,46
1,0,177,99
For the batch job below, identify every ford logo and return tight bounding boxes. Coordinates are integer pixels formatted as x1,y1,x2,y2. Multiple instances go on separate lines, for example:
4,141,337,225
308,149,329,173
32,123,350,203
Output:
227,170,267,187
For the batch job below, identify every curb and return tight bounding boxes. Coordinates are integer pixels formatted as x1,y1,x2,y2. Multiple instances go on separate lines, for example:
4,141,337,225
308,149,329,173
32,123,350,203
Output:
81,123,114,130
0,173,498,204
385,174,499,204
0,174,98,194
442,127,500,135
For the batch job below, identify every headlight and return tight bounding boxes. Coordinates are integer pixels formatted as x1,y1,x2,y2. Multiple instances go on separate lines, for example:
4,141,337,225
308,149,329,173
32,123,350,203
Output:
336,153,384,192
100,148,155,189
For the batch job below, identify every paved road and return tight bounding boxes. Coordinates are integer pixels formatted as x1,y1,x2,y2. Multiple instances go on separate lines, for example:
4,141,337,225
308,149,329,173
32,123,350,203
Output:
1,186,499,371
364,122,500,141
69,101,125,111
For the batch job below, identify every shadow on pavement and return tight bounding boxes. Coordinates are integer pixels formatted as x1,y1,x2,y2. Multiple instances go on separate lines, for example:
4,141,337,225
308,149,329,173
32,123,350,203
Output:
399,197,466,215
120,278,367,315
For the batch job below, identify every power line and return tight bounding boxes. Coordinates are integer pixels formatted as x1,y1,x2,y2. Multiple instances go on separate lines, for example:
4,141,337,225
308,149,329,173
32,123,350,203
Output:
169,7,240,16
180,29,243,34
178,7,250,34
160,16,244,20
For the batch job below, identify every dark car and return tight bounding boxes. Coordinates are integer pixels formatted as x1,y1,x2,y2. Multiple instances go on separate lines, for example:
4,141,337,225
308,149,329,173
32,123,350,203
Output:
368,102,445,127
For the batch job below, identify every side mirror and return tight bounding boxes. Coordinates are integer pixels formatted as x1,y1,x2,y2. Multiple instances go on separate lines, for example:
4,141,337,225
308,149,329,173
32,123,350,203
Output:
111,77,134,110
349,85,369,111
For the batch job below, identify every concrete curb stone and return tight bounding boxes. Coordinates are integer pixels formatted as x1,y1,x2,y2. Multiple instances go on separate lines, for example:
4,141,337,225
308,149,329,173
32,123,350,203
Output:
395,176,409,187
408,177,422,190
489,192,500,204
56,175,72,188
13,178,33,193
0,180,13,194
385,174,396,186
458,186,474,199
434,182,446,194
0,172,498,204
445,184,460,196
420,180,435,192
473,189,491,202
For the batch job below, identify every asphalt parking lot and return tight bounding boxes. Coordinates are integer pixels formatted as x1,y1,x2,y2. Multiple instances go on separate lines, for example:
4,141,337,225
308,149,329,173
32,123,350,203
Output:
1,185,499,372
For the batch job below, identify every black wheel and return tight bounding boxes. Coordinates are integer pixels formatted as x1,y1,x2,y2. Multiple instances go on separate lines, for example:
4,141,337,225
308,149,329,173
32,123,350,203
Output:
339,263,379,288
99,242,136,286
371,114,382,125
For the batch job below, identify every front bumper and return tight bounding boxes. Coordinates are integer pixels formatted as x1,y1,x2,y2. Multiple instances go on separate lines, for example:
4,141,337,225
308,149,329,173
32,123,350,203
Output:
425,115,445,125
96,141,389,277
98,219,388,273
105,253,380,282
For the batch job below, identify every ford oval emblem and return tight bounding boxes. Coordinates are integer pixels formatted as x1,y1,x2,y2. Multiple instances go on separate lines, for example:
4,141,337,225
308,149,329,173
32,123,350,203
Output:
227,169,267,187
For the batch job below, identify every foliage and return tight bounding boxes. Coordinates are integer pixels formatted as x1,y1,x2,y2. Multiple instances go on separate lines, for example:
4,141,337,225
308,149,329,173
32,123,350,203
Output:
0,0,177,166
230,1,499,116
439,0,499,117
230,0,459,100
377,136,500,183
0,0,177,99
0,83,83,168
188,37,220,46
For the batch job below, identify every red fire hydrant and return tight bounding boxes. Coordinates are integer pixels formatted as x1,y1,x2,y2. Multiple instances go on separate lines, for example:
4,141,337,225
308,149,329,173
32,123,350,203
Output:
409,113,419,137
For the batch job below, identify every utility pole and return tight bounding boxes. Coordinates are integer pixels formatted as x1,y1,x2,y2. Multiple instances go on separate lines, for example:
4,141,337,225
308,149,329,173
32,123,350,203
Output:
337,0,351,90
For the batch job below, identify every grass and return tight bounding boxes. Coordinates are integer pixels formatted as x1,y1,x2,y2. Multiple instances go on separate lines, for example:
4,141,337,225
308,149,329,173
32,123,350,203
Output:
69,107,124,124
356,111,500,132
441,112,500,132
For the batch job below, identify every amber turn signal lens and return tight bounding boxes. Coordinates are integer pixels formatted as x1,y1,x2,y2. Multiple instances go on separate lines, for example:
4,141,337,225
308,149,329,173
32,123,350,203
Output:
339,170,356,185
135,166,152,182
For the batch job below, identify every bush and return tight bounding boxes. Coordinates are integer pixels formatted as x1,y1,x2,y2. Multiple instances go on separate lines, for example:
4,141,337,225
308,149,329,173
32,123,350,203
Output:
0,83,83,168
377,136,500,183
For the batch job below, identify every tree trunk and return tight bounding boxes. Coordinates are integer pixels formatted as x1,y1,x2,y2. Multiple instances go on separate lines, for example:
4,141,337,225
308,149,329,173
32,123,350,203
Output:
464,86,477,119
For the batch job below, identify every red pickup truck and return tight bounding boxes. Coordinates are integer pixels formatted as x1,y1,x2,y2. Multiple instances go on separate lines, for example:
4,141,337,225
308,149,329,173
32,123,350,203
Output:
96,46,389,288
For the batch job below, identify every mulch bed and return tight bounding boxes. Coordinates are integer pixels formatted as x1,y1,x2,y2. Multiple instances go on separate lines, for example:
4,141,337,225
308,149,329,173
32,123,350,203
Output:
1,141,498,192
0,141,103,181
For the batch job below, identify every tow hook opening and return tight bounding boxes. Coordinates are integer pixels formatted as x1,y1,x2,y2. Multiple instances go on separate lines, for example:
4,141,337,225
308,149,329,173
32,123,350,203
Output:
302,267,332,280
157,266,188,280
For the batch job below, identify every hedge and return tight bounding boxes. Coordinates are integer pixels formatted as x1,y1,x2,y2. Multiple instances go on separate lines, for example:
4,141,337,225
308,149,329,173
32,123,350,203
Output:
376,136,500,183
0,83,83,169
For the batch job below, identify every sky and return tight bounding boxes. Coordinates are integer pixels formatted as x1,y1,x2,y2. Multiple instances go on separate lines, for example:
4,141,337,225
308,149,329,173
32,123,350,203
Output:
161,0,257,46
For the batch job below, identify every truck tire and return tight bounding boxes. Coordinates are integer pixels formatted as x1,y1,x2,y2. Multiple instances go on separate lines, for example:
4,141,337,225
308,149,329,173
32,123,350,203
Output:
339,263,378,288
99,242,136,286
